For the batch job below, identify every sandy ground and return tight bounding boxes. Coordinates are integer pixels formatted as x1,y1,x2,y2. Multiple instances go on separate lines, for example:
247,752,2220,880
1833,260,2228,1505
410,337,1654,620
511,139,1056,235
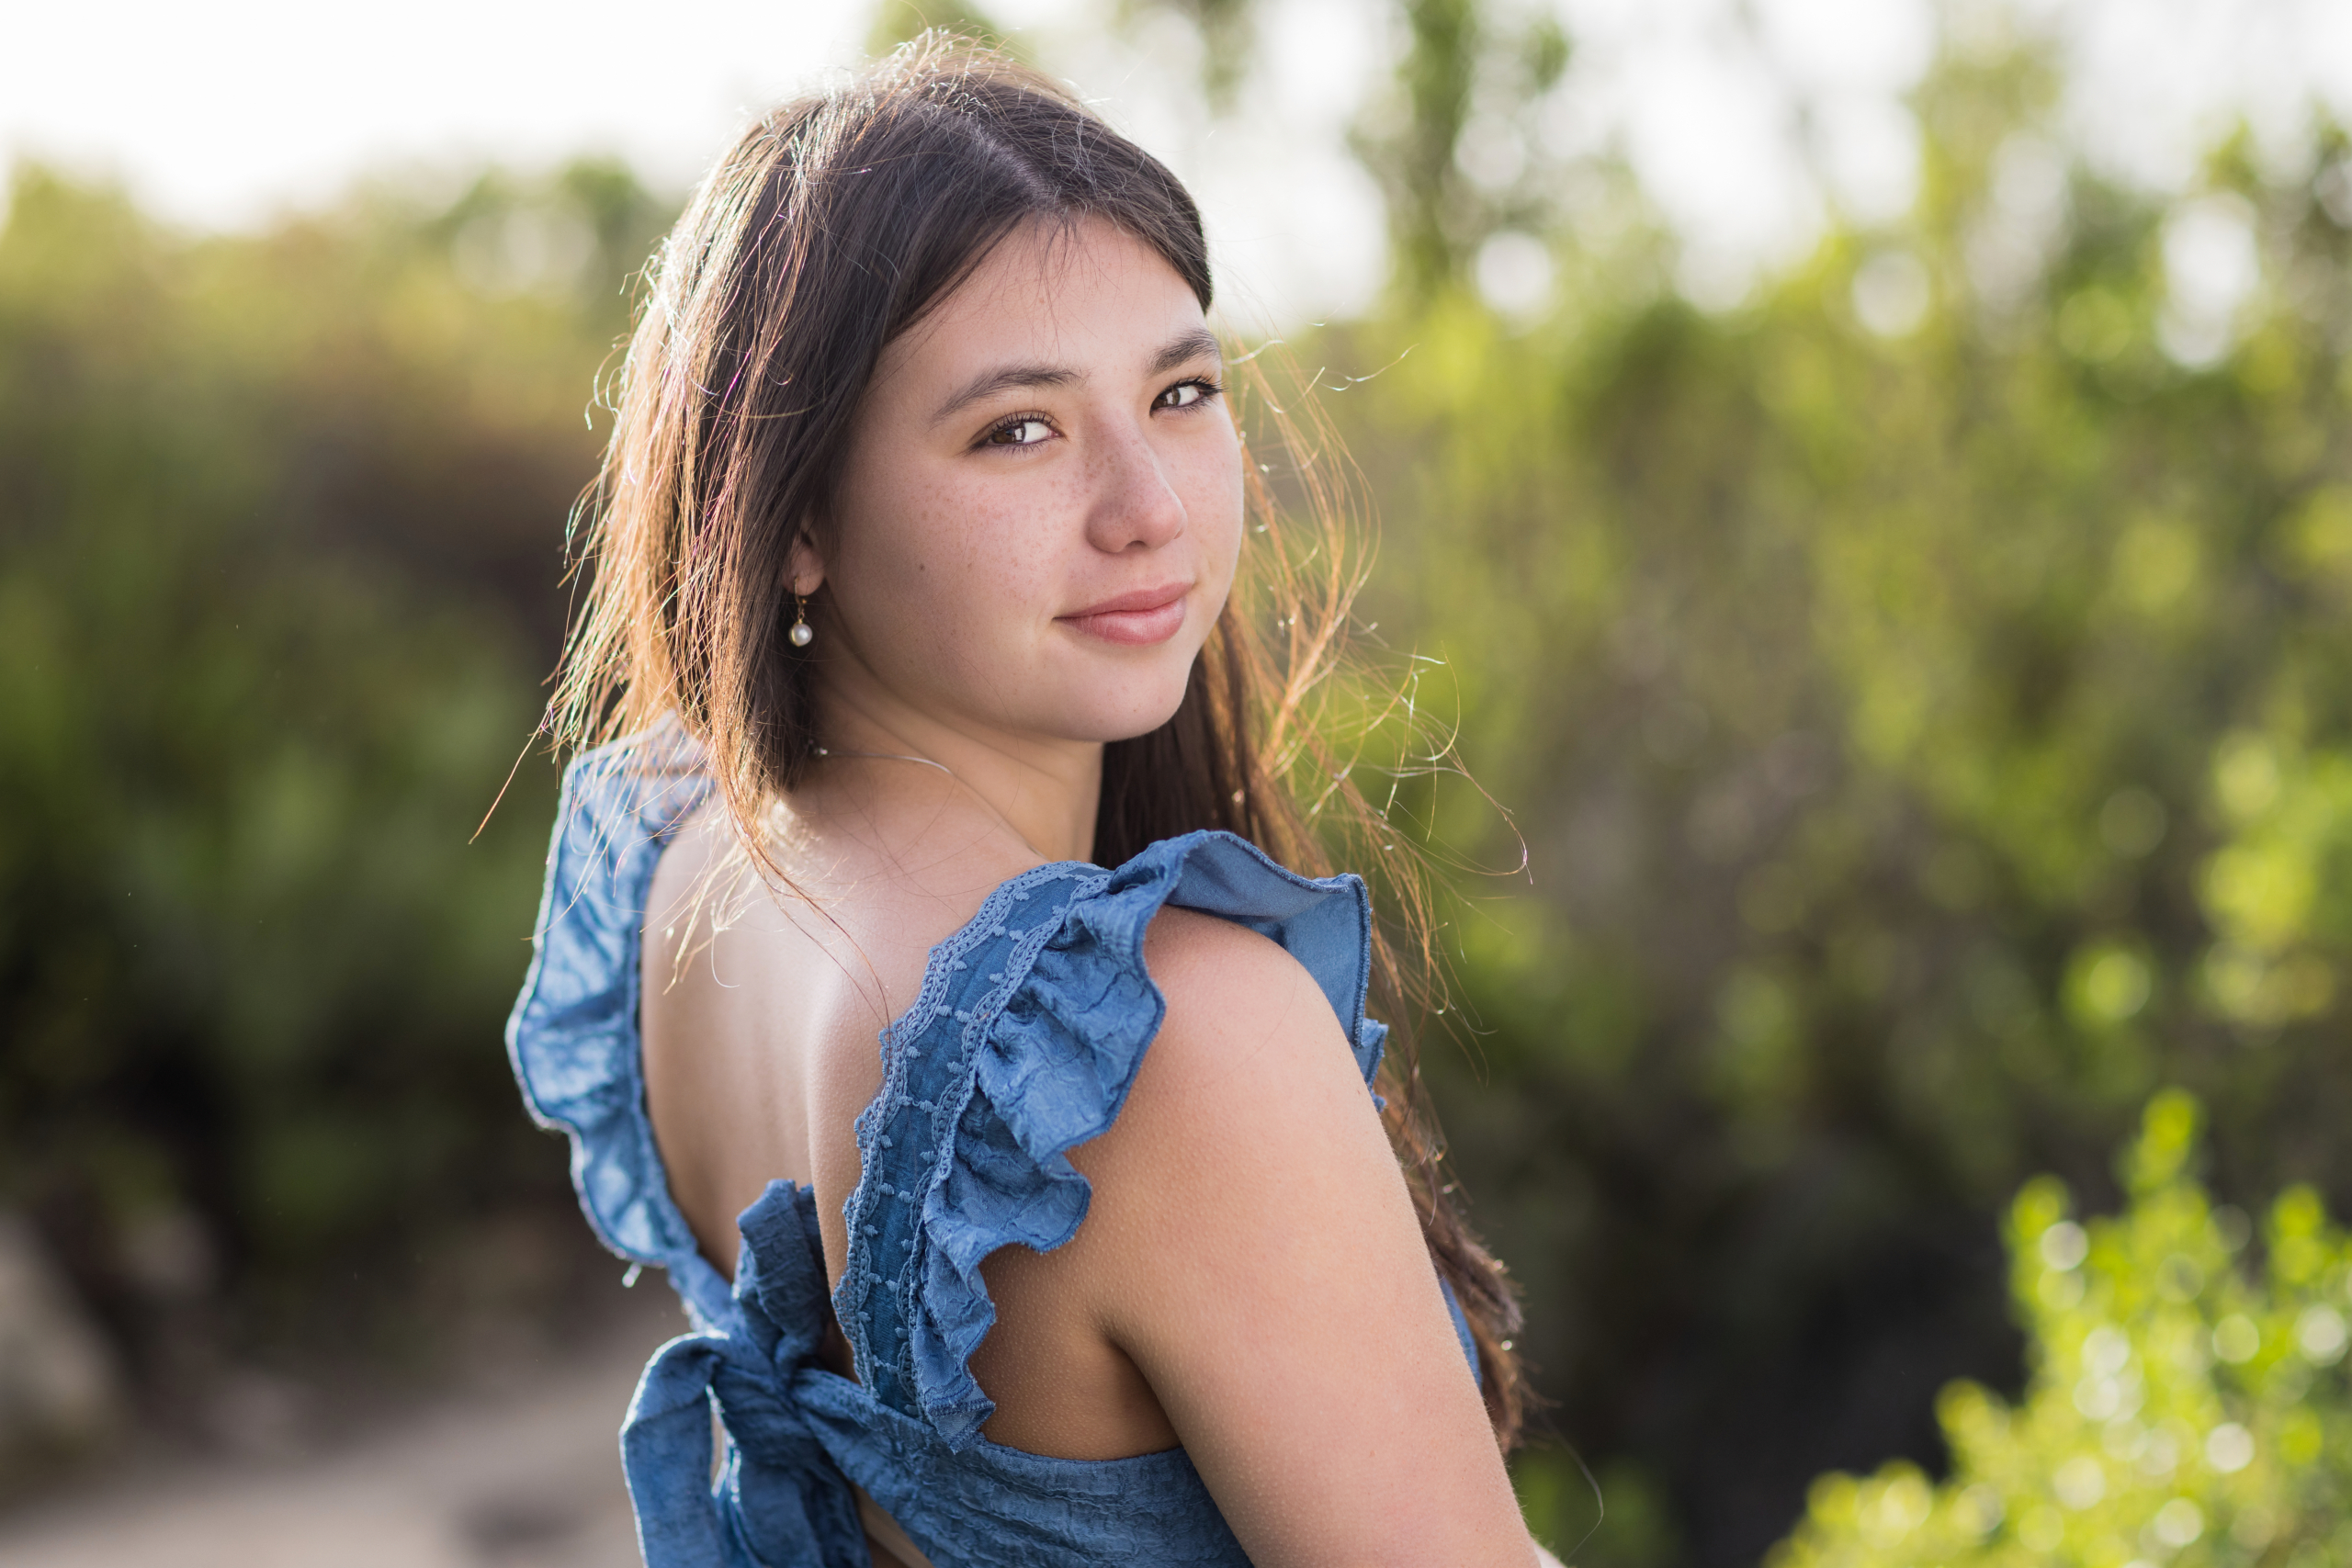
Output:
0,1301,681,1568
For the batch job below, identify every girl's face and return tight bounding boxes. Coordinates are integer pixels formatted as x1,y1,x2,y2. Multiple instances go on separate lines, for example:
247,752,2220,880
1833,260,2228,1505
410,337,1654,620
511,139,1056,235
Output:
811,218,1243,750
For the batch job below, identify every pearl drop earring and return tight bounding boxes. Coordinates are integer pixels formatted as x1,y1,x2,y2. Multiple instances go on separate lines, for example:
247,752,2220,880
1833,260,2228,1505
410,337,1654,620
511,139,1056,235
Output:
789,591,814,648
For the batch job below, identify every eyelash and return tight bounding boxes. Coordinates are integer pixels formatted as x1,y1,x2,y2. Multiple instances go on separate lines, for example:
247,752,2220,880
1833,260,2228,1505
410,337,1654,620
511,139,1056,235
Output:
977,376,1225,449
1158,375,1225,410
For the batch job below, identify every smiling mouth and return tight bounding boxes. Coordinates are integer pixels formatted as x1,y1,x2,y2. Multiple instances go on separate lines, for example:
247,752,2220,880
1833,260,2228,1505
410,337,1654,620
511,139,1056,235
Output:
1057,583,1192,646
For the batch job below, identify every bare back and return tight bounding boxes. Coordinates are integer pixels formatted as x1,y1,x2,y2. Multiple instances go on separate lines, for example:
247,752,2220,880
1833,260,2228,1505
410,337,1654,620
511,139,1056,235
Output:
641,792,1011,1297
639,774,1184,1459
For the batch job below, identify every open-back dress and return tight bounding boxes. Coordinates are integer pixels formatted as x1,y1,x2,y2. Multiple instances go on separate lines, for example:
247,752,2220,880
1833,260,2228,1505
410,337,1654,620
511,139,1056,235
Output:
506,739,1479,1566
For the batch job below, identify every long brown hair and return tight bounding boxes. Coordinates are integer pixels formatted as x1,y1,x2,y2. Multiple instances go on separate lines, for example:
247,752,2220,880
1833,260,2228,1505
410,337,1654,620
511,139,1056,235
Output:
551,31,1527,1445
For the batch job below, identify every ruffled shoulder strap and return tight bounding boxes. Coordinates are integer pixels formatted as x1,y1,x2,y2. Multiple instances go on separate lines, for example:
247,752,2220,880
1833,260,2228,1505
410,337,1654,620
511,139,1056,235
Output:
504,731,728,1318
834,829,1388,1450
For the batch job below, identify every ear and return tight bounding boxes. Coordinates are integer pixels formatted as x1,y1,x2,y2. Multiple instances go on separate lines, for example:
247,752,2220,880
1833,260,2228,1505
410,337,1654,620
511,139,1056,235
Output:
785,531,826,598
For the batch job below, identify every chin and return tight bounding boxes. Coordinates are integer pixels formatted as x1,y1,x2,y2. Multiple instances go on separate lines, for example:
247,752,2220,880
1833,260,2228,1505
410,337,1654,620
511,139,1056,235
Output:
1048,669,1199,746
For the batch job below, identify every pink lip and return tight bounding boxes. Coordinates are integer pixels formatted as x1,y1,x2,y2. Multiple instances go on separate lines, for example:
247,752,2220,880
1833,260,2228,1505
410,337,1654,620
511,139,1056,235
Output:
1057,582,1192,647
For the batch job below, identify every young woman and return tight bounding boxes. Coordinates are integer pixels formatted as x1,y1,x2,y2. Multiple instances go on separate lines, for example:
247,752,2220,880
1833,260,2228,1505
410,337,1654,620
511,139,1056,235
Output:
507,34,1551,1568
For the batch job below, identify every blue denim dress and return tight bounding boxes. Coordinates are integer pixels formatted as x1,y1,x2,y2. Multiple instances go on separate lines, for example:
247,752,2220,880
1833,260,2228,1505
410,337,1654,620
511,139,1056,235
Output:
506,739,1478,1566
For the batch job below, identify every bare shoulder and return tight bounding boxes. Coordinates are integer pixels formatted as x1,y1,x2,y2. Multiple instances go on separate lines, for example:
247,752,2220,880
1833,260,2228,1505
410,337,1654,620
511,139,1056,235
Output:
1138,904,1342,1030
1058,907,1532,1565
1067,903,1390,1258
1112,906,1368,1158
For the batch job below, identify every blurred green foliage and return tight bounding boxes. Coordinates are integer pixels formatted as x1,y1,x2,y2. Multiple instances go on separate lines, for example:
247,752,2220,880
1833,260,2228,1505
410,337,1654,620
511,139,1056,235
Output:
1351,0,1572,299
1765,1090,2352,1566
0,159,670,1363
1293,15,2352,1565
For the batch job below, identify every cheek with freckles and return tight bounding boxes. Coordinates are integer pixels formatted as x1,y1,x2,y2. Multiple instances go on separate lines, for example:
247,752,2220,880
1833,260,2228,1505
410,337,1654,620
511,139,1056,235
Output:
1176,453,1243,604
830,456,1083,706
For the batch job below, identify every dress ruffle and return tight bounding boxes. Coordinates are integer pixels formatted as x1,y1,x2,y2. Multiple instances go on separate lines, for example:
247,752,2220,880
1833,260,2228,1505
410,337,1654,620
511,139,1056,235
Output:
504,734,731,1320
847,830,1390,1450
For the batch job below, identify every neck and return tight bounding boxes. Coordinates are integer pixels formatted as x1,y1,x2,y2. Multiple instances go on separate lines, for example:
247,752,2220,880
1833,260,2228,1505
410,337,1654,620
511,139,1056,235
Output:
809,672,1103,865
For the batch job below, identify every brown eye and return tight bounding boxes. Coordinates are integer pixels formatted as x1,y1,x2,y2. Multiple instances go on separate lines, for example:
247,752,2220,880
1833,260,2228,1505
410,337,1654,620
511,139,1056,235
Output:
987,416,1053,446
1156,380,1213,411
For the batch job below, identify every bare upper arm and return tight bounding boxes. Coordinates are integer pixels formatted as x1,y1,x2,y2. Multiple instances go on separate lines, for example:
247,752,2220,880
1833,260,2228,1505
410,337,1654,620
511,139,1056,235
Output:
1062,908,1533,1568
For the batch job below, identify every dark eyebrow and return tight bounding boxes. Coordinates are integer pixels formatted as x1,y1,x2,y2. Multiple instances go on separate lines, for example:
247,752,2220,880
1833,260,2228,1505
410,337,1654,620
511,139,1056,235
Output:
931,363,1078,426
1149,327,1223,377
931,329,1224,428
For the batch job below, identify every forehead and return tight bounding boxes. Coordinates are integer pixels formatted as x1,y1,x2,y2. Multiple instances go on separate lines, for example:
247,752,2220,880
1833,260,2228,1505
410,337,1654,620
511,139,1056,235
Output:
874,218,1209,391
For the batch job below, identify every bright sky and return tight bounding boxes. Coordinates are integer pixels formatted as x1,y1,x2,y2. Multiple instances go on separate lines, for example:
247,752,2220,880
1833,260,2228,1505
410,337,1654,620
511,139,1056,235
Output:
6,0,2347,326
1,1,863,222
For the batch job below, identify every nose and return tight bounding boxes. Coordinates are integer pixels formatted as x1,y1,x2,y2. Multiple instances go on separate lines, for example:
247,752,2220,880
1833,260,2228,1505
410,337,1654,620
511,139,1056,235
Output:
1082,413,1187,555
